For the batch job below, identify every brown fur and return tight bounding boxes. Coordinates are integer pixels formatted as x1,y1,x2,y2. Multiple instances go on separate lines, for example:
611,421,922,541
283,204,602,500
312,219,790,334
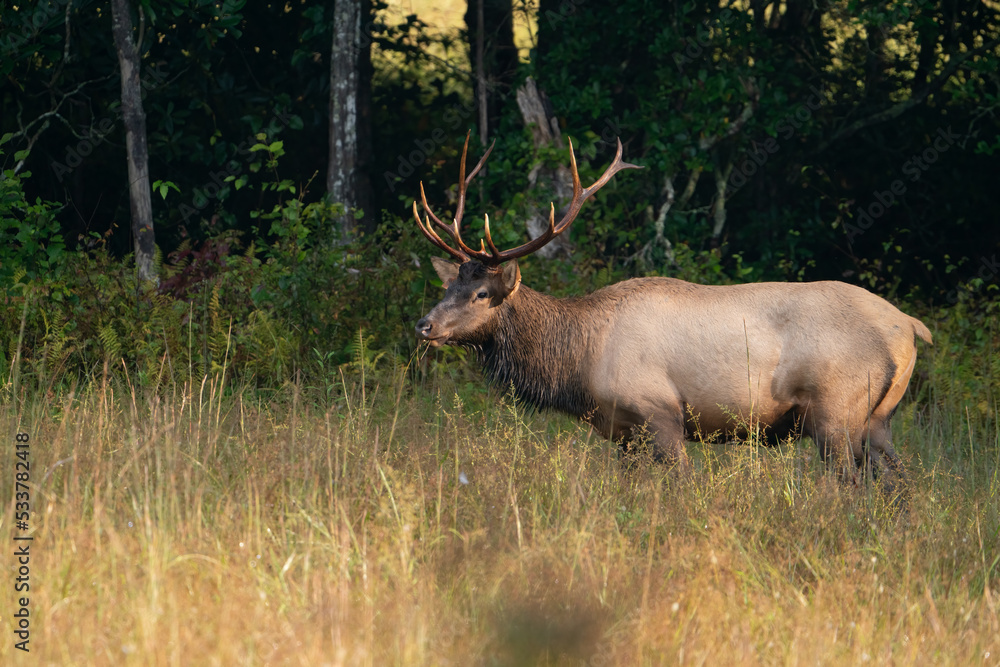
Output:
417,261,932,483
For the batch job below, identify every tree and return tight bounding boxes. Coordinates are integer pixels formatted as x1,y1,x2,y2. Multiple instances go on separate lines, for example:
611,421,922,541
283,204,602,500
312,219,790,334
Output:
328,0,374,236
465,0,517,143
527,0,1000,292
111,0,156,283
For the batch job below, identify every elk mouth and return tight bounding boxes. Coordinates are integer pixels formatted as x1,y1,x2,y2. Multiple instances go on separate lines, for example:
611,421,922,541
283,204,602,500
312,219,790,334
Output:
422,335,449,347
416,322,451,346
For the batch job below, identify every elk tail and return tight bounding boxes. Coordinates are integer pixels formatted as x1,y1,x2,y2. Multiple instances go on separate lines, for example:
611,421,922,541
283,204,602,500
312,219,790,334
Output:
910,316,932,345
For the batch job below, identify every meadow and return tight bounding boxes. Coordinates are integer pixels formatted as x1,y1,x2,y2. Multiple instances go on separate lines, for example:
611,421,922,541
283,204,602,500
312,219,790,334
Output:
1,329,998,666
3,0,999,663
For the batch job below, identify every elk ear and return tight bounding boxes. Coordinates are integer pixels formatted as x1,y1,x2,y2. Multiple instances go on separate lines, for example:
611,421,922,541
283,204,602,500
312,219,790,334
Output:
501,260,521,297
430,256,461,288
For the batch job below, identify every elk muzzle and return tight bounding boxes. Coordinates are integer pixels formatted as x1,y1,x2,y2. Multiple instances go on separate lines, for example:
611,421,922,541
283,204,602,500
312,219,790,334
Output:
415,315,448,346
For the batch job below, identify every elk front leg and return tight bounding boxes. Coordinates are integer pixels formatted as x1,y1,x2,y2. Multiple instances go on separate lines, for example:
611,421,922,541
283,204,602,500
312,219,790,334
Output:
646,409,691,474
594,374,692,473
605,405,691,474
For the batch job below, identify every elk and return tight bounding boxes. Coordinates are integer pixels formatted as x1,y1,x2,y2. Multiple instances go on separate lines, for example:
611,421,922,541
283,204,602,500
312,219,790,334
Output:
414,134,932,486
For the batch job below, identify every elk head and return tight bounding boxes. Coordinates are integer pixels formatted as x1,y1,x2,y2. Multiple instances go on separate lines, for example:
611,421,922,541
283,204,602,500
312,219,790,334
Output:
414,133,640,346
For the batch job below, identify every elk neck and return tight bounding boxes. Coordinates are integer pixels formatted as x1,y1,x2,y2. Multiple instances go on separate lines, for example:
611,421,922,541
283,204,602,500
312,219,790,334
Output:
472,285,602,418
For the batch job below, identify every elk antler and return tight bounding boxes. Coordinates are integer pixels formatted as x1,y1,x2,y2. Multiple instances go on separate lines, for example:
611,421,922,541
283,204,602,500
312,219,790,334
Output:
414,132,641,265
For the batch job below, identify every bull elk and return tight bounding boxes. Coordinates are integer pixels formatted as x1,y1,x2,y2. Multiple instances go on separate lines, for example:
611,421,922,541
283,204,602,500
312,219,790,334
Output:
414,134,932,486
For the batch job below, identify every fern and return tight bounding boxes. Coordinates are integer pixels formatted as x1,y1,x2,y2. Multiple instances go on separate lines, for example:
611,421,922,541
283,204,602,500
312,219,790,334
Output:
593,265,614,290
99,323,122,362
244,309,295,379
7,328,18,366
173,239,192,265
153,244,164,274
207,283,230,372
42,315,74,382
345,327,385,374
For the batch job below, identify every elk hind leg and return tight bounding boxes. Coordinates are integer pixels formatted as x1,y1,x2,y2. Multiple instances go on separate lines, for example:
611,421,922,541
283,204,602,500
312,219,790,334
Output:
809,424,863,485
864,404,910,498
861,419,907,500
809,414,906,497
862,346,918,496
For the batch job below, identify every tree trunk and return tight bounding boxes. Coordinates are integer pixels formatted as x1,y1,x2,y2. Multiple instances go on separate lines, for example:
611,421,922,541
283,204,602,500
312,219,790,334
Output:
516,78,572,259
328,0,373,237
711,160,734,247
475,0,488,147
465,0,516,140
111,0,156,283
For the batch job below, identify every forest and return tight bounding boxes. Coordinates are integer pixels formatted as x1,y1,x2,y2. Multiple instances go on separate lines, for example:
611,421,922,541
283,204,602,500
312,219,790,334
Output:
2,0,999,376
1,0,1000,664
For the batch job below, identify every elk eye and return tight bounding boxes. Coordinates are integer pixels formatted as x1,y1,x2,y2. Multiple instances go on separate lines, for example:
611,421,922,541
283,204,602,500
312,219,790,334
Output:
476,291,488,300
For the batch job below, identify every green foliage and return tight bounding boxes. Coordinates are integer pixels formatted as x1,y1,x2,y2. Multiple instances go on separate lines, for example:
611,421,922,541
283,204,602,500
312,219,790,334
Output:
0,159,433,392
3,5,999,658
0,145,66,290
2,0,998,295
1,0,998,407
152,179,181,200
525,0,1000,289
920,297,1000,422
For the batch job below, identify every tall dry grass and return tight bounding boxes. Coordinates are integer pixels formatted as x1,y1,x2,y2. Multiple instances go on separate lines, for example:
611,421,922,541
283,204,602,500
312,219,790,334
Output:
1,366,998,665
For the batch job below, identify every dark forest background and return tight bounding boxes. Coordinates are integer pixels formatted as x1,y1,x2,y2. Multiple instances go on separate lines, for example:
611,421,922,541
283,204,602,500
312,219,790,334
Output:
2,0,999,388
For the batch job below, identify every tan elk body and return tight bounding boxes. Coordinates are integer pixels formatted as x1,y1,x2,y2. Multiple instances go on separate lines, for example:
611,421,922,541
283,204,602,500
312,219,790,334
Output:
415,135,932,480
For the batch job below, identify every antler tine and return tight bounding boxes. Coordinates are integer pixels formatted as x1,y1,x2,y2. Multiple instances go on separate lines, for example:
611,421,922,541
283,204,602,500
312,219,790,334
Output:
415,135,638,267
489,137,642,263
581,138,639,199
483,214,501,259
452,132,496,234
448,211,489,260
465,139,496,185
419,182,453,234
567,137,583,207
551,137,583,239
414,133,499,263
552,138,639,236
413,201,468,262
454,132,470,227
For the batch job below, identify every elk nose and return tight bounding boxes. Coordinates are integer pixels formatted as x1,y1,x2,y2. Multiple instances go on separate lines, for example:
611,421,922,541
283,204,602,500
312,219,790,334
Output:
416,317,433,339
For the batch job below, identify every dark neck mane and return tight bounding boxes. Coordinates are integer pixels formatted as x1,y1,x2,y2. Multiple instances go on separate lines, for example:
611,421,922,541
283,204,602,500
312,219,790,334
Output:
468,287,600,417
